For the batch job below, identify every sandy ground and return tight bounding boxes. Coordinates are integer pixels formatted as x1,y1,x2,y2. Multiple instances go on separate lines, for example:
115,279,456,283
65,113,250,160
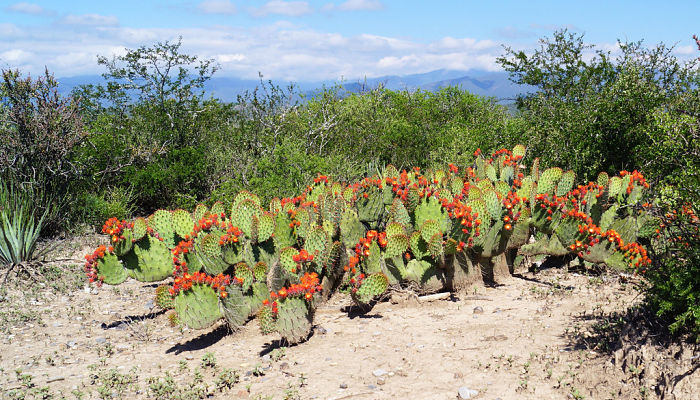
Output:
0,241,698,400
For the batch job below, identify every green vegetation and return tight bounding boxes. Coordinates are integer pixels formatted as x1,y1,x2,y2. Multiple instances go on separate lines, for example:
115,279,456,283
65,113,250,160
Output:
0,30,698,339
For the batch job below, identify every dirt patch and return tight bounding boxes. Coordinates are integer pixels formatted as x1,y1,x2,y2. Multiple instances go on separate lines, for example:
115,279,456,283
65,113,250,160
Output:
0,242,697,399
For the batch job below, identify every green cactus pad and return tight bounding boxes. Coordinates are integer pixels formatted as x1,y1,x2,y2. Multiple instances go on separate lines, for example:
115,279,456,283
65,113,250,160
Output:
406,186,420,213
273,212,295,250
512,144,526,158
210,201,226,217
149,210,176,248
596,172,609,188
276,297,313,344
126,235,173,282
279,247,299,274
172,209,195,240
506,209,531,249
419,219,441,243
197,232,229,276
404,259,438,285
384,165,399,180
537,167,563,195
220,284,251,330
340,209,365,248
389,198,411,228
155,285,174,309
253,261,268,282
384,234,409,259
428,232,444,259
482,190,501,221
385,222,407,237
132,217,148,241
599,204,619,232
112,229,133,256
520,235,569,257
234,262,254,291
231,199,262,240
415,196,449,233
257,304,277,335
357,190,384,226
451,176,464,195
485,164,497,181
352,273,389,305
556,171,576,197
305,226,330,261
174,284,221,330
96,252,128,285
410,231,429,260
269,198,282,214
608,177,623,198
365,240,382,274
193,204,209,221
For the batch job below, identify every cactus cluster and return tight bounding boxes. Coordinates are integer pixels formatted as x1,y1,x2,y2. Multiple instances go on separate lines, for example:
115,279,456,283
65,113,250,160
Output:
85,145,655,345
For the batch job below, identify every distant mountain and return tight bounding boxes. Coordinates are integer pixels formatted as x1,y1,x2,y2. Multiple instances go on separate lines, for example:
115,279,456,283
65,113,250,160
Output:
56,69,531,103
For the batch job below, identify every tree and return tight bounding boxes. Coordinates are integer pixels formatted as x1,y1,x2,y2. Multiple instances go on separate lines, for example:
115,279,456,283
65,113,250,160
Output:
497,30,696,181
73,38,227,212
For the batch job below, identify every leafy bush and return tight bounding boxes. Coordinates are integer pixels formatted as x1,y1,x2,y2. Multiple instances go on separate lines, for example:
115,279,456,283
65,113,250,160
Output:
0,69,86,232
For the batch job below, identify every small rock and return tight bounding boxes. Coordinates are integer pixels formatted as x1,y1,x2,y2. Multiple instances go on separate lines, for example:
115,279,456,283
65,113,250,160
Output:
473,306,484,314
458,387,479,399
52,322,63,328
454,372,464,379
377,376,386,385
144,300,154,309
116,344,129,352
63,359,74,365
372,368,387,377
339,383,348,389
95,337,107,344
367,384,377,390
279,362,289,370
493,308,502,314
315,326,328,334
185,355,194,360
372,331,381,336
261,355,271,362
67,341,77,349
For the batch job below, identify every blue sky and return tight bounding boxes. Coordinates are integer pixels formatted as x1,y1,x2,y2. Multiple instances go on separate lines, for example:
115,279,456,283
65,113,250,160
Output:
0,0,698,81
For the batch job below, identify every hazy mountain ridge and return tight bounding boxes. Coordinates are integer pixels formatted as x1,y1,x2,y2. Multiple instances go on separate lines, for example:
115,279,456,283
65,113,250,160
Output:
56,69,530,102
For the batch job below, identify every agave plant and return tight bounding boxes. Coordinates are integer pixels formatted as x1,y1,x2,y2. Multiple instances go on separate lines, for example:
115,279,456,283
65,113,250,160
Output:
0,179,50,266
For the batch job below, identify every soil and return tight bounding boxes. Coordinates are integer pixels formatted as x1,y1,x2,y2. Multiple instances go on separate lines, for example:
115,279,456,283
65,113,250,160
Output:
0,238,698,400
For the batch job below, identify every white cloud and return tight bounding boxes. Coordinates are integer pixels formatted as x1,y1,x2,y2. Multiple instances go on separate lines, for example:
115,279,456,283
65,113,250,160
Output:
250,1,313,17
4,2,50,15
198,0,236,15
0,49,34,63
0,23,22,37
217,53,246,62
323,0,383,11
62,14,119,26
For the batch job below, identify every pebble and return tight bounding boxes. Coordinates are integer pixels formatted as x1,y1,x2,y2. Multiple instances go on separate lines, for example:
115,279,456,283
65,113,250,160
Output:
473,306,484,314
339,383,348,389
367,384,377,390
67,341,77,349
458,387,479,399
261,355,271,362
185,355,194,360
316,326,328,334
377,376,386,385
95,337,107,344
279,362,289,370
372,368,388,377
144,300,154,309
